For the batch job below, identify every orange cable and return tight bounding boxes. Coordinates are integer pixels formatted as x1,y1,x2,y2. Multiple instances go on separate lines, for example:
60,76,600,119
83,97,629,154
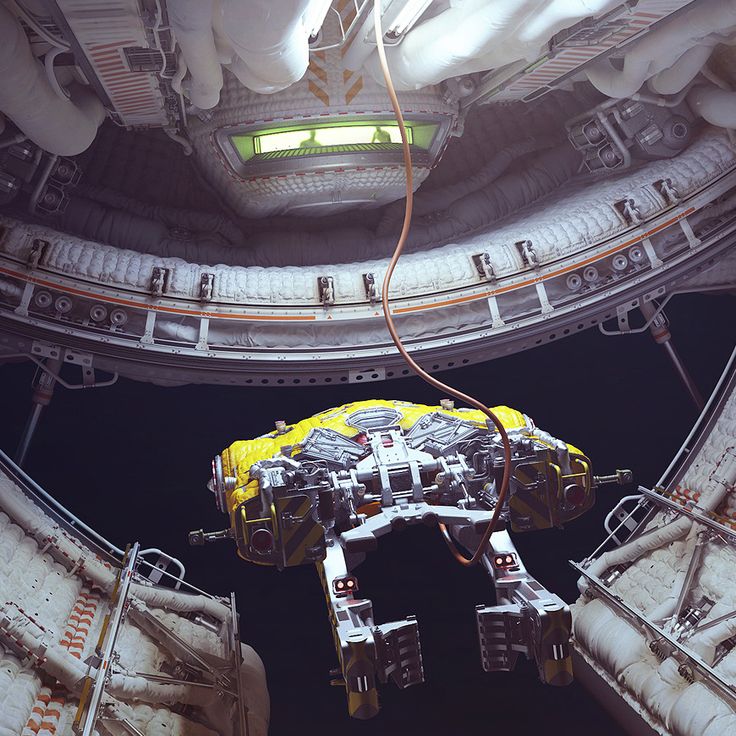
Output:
372,1,512,566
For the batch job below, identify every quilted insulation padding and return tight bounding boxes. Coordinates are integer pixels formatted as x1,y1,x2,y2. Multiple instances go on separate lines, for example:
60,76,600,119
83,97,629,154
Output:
0,511,81,637
573,376,736,735
187,8,458,217
192,159,431,219
0,467,249,736
109,703,218,736
0,647,42,736
7,127,734,308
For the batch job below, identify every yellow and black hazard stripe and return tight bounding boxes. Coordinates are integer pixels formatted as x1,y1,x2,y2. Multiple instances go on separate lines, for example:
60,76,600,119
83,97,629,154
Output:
538,606,573,687
344,637,379,720
509,459,556,531
275,494,326,567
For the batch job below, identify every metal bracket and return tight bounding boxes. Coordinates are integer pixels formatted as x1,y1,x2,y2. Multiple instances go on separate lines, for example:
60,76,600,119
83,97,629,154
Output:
473,252,496,281
141,310,156,344
515,240,539,268
10,342,119,389
196,318,209,351
27,238,48,268
614,198,642,226
31,340,62,360
599,293,673,336
318,275,335,306
679,216,702,249
199,272,214,302
150,267,170,297
535,282,553,314
487,296,505,328
654,178,680,205
363,273,377,304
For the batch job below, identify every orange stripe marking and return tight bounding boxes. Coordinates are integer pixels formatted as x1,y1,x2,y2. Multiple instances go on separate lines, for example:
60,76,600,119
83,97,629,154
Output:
0,266,316,321
393,209,695,315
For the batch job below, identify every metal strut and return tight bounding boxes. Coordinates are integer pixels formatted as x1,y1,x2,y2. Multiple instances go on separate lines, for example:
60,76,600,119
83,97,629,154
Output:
15,356,61,466
640,301,704,410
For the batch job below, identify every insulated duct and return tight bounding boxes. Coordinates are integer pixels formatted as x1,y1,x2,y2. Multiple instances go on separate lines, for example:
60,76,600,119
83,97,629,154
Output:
363,0,619,91
168,0,223,109
0,604,216,707
378,138,546,225
576,516,693,594
0,5,104,156
688,84,736,128
577,444,736,595
0,471,231,623
648,44,714,95
219,0,313,94
586,0,736,99
59,143,578,266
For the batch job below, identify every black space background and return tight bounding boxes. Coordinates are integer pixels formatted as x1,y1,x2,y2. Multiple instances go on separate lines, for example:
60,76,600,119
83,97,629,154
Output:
1,292,735,735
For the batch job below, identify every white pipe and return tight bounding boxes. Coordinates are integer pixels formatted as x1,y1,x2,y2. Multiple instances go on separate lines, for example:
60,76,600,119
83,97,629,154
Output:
364,0,537,91
0,603,216,707
0,470,231,622
219,0,312,95
577,516,692,594
364,0,618,91
44,47,70,101
0,5,104,156
586,0,736,99
168,0,223,109
224,56,286,96
688,84,736,128
579,448,736,594
689,610,736,664
0,281,22,298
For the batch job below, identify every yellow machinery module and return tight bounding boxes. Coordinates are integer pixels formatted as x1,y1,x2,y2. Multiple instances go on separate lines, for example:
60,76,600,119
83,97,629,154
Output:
191,399,630,719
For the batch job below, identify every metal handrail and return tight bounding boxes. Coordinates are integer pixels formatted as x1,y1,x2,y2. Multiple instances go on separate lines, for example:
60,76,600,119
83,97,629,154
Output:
0,446,218,597
75,544,140,736
572,563,736,706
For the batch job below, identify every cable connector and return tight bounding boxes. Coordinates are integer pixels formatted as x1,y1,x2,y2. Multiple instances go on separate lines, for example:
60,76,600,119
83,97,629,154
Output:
594,469,633,487
188,528,234,546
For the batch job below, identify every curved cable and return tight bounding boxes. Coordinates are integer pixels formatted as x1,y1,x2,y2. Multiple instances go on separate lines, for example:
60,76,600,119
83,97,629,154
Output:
372,1,512,566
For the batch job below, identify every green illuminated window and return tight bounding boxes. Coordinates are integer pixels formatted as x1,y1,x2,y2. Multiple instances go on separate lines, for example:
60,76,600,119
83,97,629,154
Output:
230,121,438,163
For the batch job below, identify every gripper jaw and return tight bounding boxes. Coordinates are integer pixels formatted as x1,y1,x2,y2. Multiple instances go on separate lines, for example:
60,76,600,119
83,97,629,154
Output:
449,526,574,688
374,617,424,689
475,596,573,687
317,532,424,719
475,602,525,673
